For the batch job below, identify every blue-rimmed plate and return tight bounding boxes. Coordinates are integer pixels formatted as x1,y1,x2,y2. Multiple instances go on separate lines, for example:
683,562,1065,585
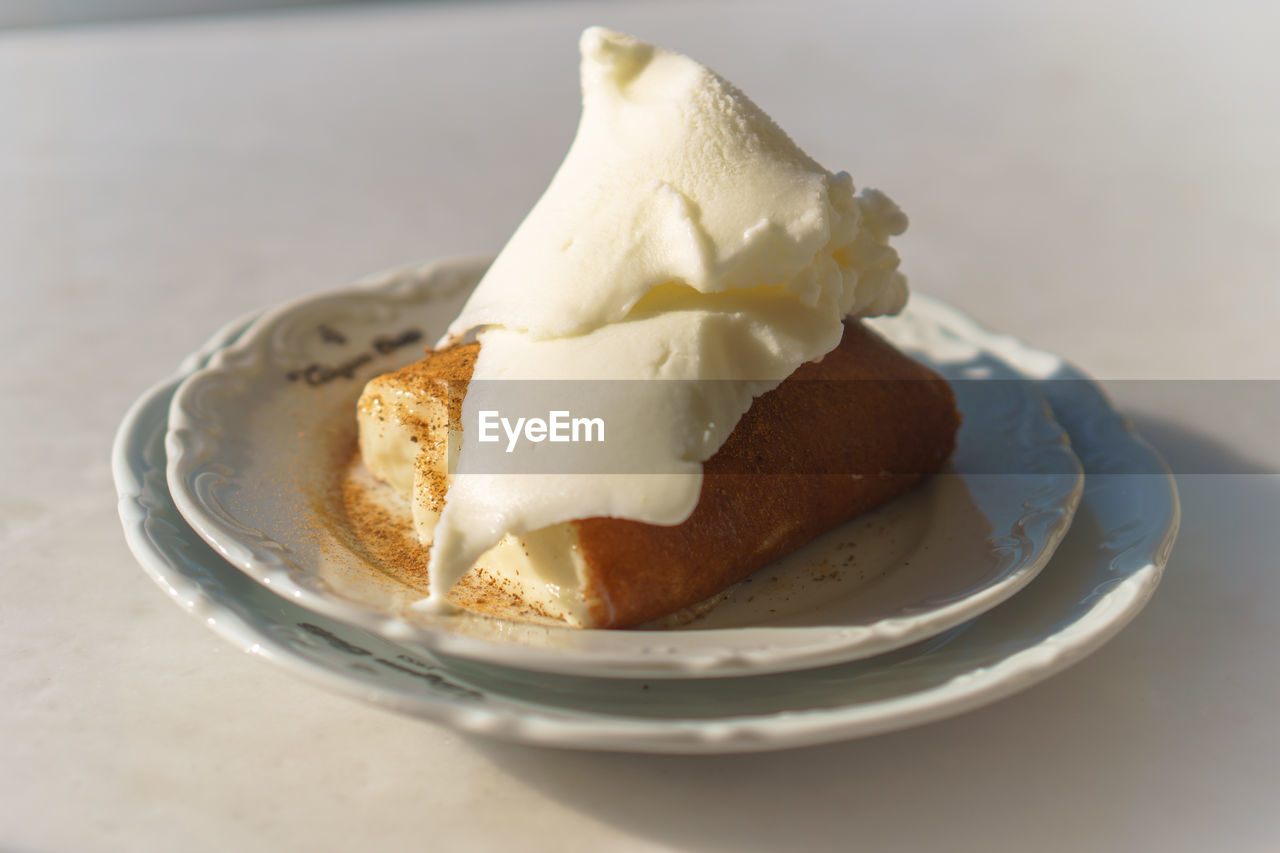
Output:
114,292,1175,753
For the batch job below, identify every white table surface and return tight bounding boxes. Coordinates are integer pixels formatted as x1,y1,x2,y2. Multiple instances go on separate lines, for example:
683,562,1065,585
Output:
4,1,1278,850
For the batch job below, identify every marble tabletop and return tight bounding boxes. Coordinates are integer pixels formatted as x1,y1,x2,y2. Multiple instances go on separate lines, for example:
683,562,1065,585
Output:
3,1,1278,850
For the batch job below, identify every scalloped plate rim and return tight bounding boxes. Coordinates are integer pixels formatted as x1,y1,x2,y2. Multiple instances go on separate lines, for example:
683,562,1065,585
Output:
162,258,1083,678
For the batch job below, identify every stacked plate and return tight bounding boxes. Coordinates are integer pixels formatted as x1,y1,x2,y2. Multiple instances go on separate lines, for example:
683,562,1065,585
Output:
113,258,1179,754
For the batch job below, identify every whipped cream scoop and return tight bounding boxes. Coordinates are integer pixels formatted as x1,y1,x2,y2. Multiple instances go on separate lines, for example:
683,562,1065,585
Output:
420,27,910,608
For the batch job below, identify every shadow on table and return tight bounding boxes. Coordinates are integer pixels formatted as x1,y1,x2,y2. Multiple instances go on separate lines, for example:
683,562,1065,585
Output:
1124,412,1278,476
465,413,1279,852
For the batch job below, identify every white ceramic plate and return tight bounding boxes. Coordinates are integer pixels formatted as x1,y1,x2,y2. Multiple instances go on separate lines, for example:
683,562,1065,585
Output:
115,302,1176,753
163,259,1083,677
163,259,1082,678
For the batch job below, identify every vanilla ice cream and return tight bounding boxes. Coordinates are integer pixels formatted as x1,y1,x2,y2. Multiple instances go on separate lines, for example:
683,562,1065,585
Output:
418,27,910,608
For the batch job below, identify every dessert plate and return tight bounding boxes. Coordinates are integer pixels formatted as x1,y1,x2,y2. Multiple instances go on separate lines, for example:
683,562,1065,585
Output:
163,258,1082,678
114,305,1176,753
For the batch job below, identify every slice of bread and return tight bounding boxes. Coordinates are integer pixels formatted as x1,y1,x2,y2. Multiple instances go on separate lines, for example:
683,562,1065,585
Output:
357,320,959,628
